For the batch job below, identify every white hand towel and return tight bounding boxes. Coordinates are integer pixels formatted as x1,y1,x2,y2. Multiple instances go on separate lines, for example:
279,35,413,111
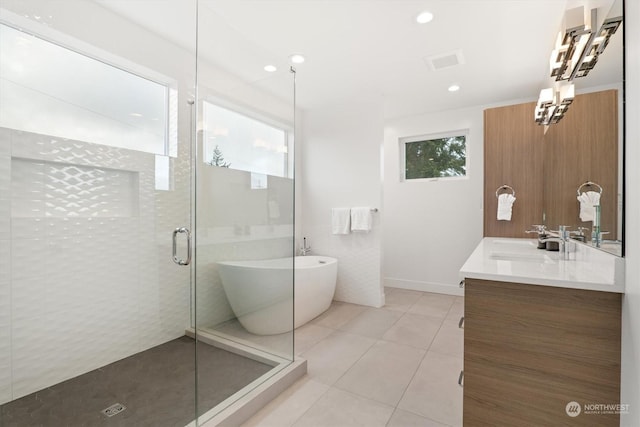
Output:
350,207,372,232
577,191,601,222
497,194,516,221
332,208,351,235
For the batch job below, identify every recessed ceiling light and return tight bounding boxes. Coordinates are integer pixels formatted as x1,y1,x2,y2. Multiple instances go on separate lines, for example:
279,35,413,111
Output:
289,54,305,64
448,84,460,92
416,11,434,24
264,65,277,72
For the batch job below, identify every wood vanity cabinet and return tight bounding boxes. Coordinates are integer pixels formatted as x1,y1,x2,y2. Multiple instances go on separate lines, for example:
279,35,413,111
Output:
463,278,622,426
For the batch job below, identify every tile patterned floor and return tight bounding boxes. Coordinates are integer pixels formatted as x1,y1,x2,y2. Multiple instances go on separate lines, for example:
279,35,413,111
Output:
242,288,464,427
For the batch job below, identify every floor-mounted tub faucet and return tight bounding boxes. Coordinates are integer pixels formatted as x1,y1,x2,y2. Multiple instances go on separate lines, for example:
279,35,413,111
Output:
300,237,311,256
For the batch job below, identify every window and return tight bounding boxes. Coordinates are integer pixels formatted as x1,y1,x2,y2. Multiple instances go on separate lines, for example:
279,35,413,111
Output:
401,131,468,180
0,21,176,156
202,101,291,178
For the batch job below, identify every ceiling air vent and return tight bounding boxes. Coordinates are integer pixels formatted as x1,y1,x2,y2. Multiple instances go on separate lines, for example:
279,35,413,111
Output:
423,49,465,71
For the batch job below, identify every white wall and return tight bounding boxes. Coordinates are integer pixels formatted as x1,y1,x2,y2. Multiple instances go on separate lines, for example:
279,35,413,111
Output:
621,0,640,423
383,107,484,295
301,99,384,307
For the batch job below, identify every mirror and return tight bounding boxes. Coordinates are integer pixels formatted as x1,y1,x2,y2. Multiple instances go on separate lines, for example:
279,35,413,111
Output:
541,0,624,256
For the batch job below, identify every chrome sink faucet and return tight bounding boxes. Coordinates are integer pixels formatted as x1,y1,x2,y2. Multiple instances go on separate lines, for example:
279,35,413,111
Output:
525,224,547,235
540,225,574,260
300,237,311,256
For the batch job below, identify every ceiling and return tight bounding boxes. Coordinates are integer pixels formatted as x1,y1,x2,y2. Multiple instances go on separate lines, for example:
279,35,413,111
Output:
96,0,622,119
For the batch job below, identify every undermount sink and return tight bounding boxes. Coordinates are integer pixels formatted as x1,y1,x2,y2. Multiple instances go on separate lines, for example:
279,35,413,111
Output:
490,239,537,247
489,250,556,263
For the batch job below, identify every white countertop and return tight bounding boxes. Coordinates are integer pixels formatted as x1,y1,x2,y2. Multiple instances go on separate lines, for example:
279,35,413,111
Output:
460,237,625,293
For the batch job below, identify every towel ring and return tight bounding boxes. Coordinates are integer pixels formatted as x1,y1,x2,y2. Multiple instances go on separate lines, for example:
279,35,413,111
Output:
495,185,516,198
576,181,603,196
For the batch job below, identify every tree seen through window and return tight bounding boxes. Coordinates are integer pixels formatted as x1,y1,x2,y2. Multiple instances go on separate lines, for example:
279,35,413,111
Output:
404,135,466,179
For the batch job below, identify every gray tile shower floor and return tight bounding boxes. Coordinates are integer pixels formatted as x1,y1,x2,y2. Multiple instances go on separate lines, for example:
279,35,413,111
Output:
241,288,465,427
1,336,272,427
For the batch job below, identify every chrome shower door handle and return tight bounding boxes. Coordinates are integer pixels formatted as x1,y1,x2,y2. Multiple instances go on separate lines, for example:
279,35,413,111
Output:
172,227,191,266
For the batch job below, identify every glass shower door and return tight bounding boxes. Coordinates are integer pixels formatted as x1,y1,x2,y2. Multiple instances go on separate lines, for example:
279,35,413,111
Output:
0,1,199,425
193,1,296,425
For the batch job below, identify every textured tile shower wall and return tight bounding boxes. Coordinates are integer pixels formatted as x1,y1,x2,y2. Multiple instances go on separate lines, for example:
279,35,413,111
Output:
0,127,190,403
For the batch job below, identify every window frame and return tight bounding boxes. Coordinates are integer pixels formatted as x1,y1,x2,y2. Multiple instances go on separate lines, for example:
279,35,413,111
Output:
399,129,470,182
200,97,294,179
0,10,178,157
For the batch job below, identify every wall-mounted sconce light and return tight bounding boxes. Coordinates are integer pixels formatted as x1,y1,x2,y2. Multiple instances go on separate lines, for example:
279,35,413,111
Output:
573,17,622,79
549,6,622,82
535,83,575,125
535,88,556,125
537,5,621,125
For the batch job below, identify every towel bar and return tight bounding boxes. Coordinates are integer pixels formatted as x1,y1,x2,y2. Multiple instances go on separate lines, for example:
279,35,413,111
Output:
495,185,515,198
577,181,603,196
370,208,379,212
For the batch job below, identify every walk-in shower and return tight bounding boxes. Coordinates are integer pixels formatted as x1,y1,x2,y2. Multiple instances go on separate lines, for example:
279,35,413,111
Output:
0,1,299,425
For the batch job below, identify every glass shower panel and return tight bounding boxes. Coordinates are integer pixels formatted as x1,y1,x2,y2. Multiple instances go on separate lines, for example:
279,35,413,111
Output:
194,1,296,424
0,1,197,425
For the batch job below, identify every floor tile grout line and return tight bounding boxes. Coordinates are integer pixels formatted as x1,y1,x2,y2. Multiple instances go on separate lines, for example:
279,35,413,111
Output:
444,296,464,319
323,330,378,387
285,379,332,427
320,305,408,396
391,315,445,414
335,305,404,337
323,386,397,425
383,286,423,312
299,304,370,357
388,405,458,427
330,379,400,417
423,306,451,353
298,327,342,359
390,294,464,425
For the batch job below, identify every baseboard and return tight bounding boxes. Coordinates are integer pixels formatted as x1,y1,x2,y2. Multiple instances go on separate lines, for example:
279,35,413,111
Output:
384,277,464,296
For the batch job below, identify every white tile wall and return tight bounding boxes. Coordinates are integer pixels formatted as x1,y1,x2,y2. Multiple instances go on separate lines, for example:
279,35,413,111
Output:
11,158,138,218
0,128,191,404
301,100,384,308
304,222,382,306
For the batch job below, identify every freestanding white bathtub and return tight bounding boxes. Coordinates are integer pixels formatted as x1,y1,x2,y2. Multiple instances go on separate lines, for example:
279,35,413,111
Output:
217,256,338,335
